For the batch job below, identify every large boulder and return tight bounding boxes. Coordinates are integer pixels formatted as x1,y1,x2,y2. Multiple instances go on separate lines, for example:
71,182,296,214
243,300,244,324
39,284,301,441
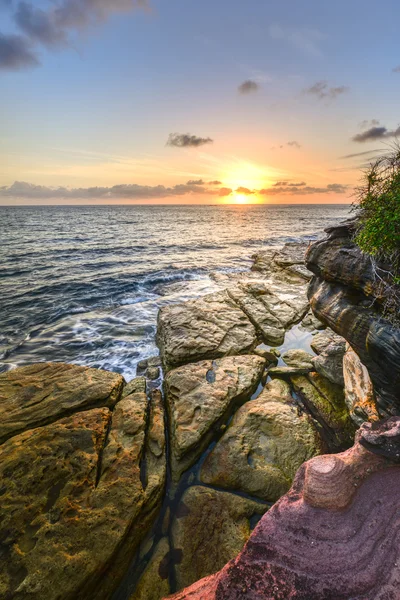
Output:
157,291,258,371
0,381,166,600
311,337,346,386
167,417,400,600
200,379,324,501
0,362,124,444
170,486,267,592
164,355,265,481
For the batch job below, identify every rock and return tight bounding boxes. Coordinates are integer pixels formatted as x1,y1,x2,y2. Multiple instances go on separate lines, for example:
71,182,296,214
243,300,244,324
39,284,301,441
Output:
129,537,171,600
312,339,346,386
147,356,162,368
252,347,278,364
123,376,146,397
291,372,355,450
0,390,166,600
200,379,323,501
164,355,265,481
0,362,124,445
343,345,380,426
268,365,313,376
156,291,258,371
306,223,400,416
301,312,326,331
167,418,400,600
147,367,161,380
170,486,268,592
310,329,345,355
308,276,400,416
281,349,314,370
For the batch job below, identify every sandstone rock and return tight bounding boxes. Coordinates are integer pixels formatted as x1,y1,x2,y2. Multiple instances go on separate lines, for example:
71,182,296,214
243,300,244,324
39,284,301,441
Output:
130,537,171,600
308,276,400,416
147,367,161,380
156,291,258,370
301,311,326,331
343,345,380,426
252,347,278,364
167,417,400,600
0,391,166,600
268,365,313,376
164,355,265,481
281,349,314,370
200,379,323,501
291,372,355,450
310,329,345,355
312,339,346,386
123,376,147,397
170,486,267,592
0,362,124,444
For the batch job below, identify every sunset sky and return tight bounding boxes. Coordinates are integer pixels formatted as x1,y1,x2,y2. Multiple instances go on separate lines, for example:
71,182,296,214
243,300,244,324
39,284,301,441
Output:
1,0,400,205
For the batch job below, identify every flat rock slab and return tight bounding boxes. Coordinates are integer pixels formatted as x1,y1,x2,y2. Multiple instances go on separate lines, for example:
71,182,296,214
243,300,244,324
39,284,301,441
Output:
157,291,258,371
165,355,265,481
200,379,323,501
170,485,267,592
0,392,166,600
168,418,400,600
0,362,124,444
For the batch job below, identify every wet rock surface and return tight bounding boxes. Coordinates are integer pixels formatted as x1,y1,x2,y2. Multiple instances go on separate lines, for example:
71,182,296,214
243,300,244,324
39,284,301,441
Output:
164,355,265,481
200,379,324,501
167,417,400,600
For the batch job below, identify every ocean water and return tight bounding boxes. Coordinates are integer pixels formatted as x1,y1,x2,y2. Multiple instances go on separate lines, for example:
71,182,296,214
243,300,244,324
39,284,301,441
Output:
0,204,351,380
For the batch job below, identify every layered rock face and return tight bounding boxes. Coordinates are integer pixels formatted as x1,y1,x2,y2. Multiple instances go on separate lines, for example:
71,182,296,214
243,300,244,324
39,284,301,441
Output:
0,363,166,600
306,221,400,416
167,417,400,600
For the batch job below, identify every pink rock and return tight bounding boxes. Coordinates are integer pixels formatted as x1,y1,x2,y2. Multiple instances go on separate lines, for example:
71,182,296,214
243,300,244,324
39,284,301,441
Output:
166,418,400,600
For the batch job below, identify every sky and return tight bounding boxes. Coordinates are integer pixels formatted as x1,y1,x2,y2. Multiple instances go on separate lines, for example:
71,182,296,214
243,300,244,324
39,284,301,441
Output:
1,0,400,205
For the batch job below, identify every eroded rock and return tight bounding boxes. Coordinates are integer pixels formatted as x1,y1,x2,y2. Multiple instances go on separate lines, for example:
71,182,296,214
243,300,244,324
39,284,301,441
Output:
312,338,346,386
343,345,379,426
157,291,258,371
164,355,265,481
167,418,400,600
0,362,124,444
130,537,171,600
200,379,323,501
170,486,267,592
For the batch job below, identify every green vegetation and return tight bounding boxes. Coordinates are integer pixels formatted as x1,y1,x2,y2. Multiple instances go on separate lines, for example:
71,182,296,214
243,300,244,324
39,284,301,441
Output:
354,146,400,321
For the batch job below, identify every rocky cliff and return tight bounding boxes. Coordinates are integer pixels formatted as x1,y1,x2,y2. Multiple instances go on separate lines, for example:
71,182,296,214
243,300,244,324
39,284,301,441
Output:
305,220,400,418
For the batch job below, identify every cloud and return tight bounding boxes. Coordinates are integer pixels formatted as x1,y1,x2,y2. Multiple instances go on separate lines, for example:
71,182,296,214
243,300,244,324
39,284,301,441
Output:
238,79,259,94
0,31,39,70
304,80,349,100
260,182,348,196
186,179,204,185
352,125,400,143
340,149,381,159
287,140,301,149
269,24,324,57
358,119,379,129
208,180,222,185
1,0,148,70
0,179,229,200
393,65,400,73
273,181,306,187
166,133,213,148
235,186,254,195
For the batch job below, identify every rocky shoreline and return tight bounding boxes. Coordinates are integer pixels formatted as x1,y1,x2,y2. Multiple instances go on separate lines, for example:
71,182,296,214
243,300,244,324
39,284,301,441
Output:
0,222,399,599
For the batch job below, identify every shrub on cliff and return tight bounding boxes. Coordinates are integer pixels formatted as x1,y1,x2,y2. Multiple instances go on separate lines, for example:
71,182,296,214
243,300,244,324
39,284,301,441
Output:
354,146,400,322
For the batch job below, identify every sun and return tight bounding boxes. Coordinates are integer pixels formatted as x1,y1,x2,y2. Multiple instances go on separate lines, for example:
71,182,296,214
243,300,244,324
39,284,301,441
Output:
233,193,248,204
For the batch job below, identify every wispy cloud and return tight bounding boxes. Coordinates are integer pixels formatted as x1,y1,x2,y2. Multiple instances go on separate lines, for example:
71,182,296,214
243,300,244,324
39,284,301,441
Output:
352,125,400,143
0,32,39,70
340,149,381,159
235,186,254,195
271,141,302,150
273,181,306,187
167,133,214,148
269,24,324,57
0,0,149,70
304,80,349,101
238,79,259,94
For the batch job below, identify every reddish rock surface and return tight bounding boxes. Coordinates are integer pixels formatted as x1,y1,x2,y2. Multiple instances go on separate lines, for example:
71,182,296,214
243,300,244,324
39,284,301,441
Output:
166,417,400,600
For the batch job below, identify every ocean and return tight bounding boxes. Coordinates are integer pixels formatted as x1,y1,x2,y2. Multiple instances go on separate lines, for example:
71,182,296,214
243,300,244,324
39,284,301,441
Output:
0,204,351,380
